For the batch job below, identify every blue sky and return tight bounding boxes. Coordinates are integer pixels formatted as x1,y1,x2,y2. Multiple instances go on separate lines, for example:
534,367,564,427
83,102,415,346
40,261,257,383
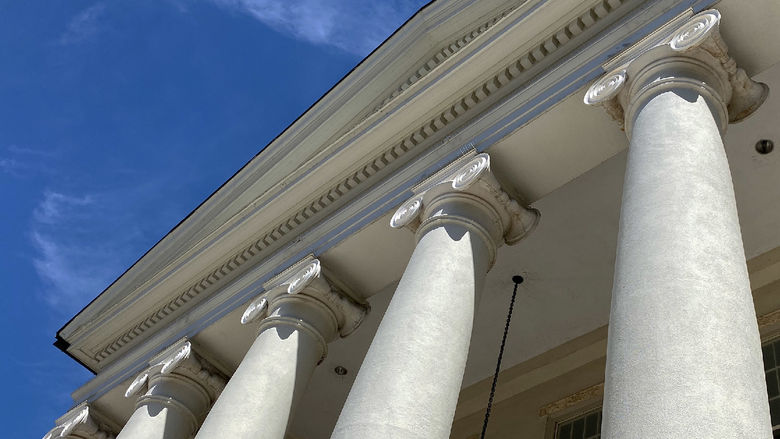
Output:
0,1,426,436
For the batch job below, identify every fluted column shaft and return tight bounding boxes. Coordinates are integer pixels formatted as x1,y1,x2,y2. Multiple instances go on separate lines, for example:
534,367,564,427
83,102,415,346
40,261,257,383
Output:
585,10,771,438
332,154,538,439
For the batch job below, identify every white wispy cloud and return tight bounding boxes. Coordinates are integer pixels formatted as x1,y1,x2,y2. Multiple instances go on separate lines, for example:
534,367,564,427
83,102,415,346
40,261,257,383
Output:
211,0,425,56
1,145,60,179
29,190,143,314
33,191,93,225
31,231,118,309
165,0,191,14
8,144,58,158
0,157,21,175
59,3,107,45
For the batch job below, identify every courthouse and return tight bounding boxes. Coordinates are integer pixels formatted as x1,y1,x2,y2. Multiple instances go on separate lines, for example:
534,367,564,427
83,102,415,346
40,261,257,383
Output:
45,0,780,438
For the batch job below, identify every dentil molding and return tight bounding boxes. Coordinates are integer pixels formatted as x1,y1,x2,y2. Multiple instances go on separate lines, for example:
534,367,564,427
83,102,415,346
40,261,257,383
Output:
354,3,519,129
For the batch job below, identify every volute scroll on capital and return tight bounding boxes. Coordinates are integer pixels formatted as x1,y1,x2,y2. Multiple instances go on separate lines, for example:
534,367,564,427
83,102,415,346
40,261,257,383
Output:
585,9,769,135
124,339,226,400
43,403,116,439
241,257,369,338
390,153,539,249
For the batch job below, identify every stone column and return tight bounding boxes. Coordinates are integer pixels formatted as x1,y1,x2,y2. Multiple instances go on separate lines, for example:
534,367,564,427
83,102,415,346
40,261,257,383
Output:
118,339,225,439
585,10,771,438
43,402,117,439
194,258,368,439
331,153,539,439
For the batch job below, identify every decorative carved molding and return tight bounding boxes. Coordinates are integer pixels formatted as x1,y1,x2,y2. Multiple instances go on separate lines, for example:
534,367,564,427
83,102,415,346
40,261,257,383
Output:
668,11,720,52
43,403,116,439
287,260,322,295
389,195,423,229
538,383,605,417
391,153,539,254
585,9,769,131
90,0,629,366
124,370,149,399
583,69,627,126
584,70,626,105
356,4,519,128
124,339,225,401
241,296,268,325
451,154,490,190
241,257,368,339
759,308,780,330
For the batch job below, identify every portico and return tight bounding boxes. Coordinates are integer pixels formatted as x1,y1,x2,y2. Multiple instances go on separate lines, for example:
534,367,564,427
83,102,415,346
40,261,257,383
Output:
46,1,780,439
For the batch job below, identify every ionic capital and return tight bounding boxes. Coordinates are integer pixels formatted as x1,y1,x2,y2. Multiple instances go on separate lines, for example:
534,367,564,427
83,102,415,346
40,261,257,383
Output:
390,153,539,266
43,403,116,439
585,9,768,137
240,257,369,361
124,339,226,402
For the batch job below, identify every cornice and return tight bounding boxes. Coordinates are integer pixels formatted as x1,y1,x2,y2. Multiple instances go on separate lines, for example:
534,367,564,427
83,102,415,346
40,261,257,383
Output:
354,4,520,129
58,0,516,362
65,0,639,371
56,0,500,340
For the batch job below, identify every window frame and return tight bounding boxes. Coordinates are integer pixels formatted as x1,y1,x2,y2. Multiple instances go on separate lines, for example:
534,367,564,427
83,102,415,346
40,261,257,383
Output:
543,399,603,439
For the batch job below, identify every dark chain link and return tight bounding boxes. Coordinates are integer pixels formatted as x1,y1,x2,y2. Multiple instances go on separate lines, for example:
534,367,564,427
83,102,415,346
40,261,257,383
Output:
480,277,522,438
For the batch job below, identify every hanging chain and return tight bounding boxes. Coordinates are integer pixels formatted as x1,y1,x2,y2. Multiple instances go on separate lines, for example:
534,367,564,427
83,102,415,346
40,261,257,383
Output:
480,275,523,438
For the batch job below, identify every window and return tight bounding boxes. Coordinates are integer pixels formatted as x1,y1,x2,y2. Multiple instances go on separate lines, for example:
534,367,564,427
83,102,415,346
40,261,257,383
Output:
555,409,602,439
762,339,780,438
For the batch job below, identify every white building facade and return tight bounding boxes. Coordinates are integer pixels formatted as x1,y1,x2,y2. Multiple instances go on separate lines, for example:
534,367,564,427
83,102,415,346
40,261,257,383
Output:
46,0,780,438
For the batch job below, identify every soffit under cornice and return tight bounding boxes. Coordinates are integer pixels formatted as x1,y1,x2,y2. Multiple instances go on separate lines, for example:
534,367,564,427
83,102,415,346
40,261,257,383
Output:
60,0,686,373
